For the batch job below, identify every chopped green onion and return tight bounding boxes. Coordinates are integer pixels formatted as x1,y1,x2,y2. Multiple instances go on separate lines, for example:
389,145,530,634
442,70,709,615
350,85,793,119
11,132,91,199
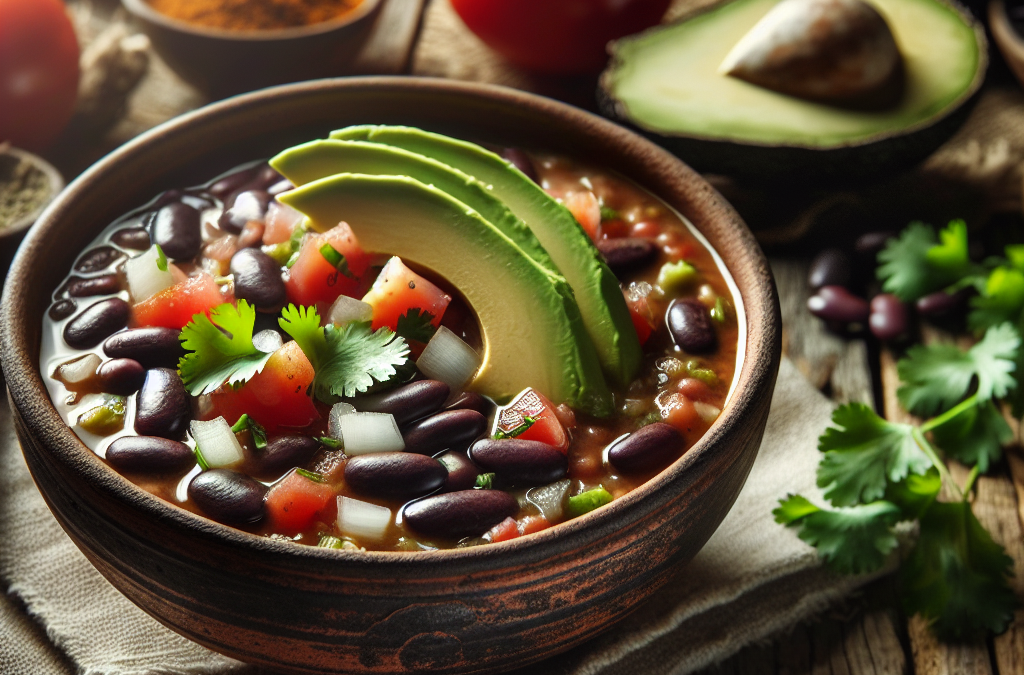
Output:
636,412,662,428
686,360,719,386
230,413,267,449
494,416,536,440
475,473,496,489
710,297,732,323
657,260,699,293
77,396,127,436
155,244,168,272
296,468,326,483
286,251,301,268
319,436,343,450
600,206,620,222
319,243,355,279
317,535,344,549
262,242,292,265
566,487,614,518
194,445,209,471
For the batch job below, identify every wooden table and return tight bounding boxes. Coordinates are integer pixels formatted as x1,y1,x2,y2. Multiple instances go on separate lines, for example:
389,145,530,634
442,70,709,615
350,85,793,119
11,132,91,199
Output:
3,0,1023,673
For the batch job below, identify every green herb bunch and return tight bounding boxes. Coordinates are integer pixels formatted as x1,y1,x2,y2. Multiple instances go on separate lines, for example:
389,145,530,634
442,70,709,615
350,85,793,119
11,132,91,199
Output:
777,220,1020,641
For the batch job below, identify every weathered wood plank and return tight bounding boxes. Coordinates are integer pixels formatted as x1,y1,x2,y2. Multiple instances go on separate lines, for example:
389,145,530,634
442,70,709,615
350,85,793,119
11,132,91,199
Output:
350,0,427,75
855,610,905,675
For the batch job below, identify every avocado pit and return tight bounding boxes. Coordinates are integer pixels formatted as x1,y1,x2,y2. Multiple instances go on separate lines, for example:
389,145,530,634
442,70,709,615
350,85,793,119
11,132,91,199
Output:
720,0,903,106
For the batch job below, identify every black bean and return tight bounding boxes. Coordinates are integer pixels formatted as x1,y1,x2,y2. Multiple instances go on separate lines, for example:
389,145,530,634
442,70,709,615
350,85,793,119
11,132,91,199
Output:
807,285,870,323
134,368,190,439
607,423,685,473
345,453,447,499
445,391,495,417
500,148,538,183
63,298,130,349
111,227,151,250
103,327,185,368
469,438,567,485
596,237,658,276
666,298,717,354
98,358,146,395
808,248,852,290
219,190,270,234
153,189,184,207
250,165,284,191
403,410,488,456
916,288,970,318
252,435,320,477
403,489,518,539
152,202,202,261
353,380,450,427
436,451,480,492
75,246,125,274
49,299,77,321
869,294,910,342
188,469,267,524
854,231,894,254
230,248,286,311
66,274,122,298
106,436,195,474
209,165,261,198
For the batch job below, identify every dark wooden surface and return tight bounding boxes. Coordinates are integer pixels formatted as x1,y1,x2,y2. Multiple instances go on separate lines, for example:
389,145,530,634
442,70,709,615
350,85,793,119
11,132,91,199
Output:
1,0,1022,673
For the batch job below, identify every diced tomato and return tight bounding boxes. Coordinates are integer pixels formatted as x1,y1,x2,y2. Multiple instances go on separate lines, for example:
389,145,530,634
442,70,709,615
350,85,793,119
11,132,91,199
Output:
597,218,629,239
677,377,713,401
487,516,520,543
629,305,653,346
265,469,335,535
658,393,702,435
362,257,451,336
263,201,303,245
631,220,661,238
132,273,227,330
623,286,655,346
205,340,319,434
565,191,600,240
285,222,370,307
519,515,550,536
493,388,569,452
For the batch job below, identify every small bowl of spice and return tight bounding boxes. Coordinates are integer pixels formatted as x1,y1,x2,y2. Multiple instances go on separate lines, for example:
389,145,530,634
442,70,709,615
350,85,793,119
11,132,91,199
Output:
0,144,64,246
121,0,382,97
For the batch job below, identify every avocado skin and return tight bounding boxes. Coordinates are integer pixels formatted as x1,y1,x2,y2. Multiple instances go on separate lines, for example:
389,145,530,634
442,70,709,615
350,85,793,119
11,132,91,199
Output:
598,0,987,185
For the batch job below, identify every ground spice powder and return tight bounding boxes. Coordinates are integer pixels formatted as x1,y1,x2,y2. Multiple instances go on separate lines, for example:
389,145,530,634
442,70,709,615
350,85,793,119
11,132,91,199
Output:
146,0,364,31
0,153,51,231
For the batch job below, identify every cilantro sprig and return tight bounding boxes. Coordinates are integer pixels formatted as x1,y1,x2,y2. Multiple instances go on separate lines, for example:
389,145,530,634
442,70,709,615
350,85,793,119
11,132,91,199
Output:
178,301,275,395
278,304,410,402
395,307,438,343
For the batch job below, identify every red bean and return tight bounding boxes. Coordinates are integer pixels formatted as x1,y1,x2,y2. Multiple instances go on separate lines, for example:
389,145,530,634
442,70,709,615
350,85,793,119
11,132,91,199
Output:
250,435,320,478
103,328,185,369
345,452,447,499
869,294,910,341
97,358,146,395
469,438,567,485
403,489,518,539
188,469,267,525
66,274,122,298
666,298,717,353
111,227,151,250
353,380,450,427
807,248,851,290
106,436,194,474
445,391,495,417
916,289,970,318
49,299,76,321
403,410,488,456
152,202,202,260
596,237,658,276
63,298,131,349
134,368,190,440
807,285,869,323
607,423,685,473
436,451,480,492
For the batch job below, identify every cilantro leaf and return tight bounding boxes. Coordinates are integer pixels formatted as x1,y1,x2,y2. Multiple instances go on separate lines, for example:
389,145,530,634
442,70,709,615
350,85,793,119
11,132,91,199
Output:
396,307,438,343
884,468,941,520
877,221,974,302
816,403,932,507
178,301,274,396
230,413,267,449
900,500,1017,641
929,399,1010,472
279,304,410,402
969,265,1024,332
775,495,901,574
897,323,1019,416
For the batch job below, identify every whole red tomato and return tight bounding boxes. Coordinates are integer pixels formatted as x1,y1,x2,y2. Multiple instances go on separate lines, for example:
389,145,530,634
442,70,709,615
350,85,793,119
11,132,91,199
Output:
0,0,80,151
450,0,671,75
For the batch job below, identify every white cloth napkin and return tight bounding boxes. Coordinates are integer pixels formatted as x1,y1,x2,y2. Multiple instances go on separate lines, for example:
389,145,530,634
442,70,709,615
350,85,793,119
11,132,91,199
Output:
0,359,884,675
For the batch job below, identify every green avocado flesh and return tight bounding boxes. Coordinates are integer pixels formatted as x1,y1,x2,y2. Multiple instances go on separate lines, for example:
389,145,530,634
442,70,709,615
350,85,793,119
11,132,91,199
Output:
604,0,980,147
329,125,642,388
270,140,556,273
277,173,613,416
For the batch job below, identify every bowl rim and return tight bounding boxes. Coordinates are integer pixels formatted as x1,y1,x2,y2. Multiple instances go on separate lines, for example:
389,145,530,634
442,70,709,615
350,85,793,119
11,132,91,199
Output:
2,76,780,569
120,0,382,41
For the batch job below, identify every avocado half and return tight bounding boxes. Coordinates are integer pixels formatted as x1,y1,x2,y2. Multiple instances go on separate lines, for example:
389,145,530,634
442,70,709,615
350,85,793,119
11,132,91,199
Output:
599,0,988,182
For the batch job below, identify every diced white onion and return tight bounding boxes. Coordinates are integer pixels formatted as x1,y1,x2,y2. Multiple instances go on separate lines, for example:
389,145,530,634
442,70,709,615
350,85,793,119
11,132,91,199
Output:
337,496,392,542
328,402,356,441
339,412,404,455
526,479,571,522
252,329,283,354
125,245,175,303
190,416,244,468
693,401,722,424
416,326,482,394
58,353,101,384
327,295,373,326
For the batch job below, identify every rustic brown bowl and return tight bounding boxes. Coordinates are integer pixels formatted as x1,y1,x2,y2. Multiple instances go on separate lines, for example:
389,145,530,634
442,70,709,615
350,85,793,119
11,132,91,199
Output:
1,78,781,674
121,0,381,97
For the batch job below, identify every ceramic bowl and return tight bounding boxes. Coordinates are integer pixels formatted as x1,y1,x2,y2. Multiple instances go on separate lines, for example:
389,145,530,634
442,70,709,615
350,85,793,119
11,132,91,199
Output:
1,77,781,675
121,0,382,96
0,146,64,246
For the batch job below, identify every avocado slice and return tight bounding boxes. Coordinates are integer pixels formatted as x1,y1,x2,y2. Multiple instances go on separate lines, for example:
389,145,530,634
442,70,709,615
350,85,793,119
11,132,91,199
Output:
277,173,613,416
269,139,556,272
328,125,642,389
600,0,986,181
